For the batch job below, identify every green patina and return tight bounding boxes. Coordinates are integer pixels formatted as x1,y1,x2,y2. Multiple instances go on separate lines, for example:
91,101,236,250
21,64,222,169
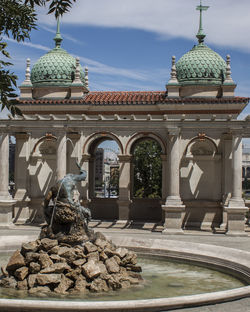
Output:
176,43,226,85
31,19,85,87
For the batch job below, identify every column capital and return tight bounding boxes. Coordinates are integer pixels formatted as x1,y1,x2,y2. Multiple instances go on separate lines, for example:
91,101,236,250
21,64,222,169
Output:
67,132,80,140
15,132,30,140
118,155,133,162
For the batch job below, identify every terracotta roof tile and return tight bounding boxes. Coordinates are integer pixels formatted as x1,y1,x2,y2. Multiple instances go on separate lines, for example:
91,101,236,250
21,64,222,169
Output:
18,91,249,105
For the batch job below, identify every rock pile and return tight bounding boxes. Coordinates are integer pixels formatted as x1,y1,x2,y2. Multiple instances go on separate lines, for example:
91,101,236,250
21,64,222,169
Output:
0,232,143,295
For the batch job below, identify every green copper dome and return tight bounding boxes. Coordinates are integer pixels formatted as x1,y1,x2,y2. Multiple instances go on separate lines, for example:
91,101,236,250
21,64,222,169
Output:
30,19,85,87
176,43,226,85
31,47,85,87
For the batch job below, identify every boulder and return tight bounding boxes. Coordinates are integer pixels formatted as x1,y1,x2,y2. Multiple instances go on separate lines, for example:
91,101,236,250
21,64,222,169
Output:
40,263,70,274
99,251,108,261
6,250,26,272
105,257,120,274
58,247,76,262
82,260,101,279
25,252,40,264
66,267,82,281
28,274,37,288
40,238,58,251
49,254,64,263
21,241,39,254
121,252,137,265
90,277,109,292
54,275,74,294
17,279,28,290
29,262,41,274
84,241,97,253
39,253,53,269
74,275,87,293
115,247,129,259
0,276,17,289
72,259,86,267
94,238,108,250
36,273,61,286
126,264,142,272
87,251,99,262
14,266,29,281
49,245,60,255
1,265,8,277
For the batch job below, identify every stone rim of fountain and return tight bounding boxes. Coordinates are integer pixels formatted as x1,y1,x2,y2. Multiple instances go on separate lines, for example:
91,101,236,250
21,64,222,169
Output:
0,235,250,312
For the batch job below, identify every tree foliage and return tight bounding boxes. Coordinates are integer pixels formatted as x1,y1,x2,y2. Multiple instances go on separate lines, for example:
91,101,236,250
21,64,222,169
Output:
0,0,76,116
133,139,162,199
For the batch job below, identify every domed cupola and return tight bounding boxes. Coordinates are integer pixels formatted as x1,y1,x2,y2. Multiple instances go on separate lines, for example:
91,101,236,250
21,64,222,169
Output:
20,19,89,100
167,1,236,98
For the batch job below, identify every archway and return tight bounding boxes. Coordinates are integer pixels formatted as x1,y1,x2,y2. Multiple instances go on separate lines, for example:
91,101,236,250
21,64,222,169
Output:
129,137,163,222
87,135,121,220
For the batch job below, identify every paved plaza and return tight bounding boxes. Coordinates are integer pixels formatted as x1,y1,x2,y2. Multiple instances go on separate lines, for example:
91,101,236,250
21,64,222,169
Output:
1,223,250,311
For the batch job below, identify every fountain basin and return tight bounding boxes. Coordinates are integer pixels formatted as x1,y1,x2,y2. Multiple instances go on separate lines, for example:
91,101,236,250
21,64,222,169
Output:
0,234,250,311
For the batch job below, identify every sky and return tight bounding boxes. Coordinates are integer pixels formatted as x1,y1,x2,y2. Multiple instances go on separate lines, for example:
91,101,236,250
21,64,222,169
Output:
1,0,250,126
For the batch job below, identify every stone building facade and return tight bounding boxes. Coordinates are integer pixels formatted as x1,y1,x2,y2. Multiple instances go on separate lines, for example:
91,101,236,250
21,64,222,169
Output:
0,7,250,235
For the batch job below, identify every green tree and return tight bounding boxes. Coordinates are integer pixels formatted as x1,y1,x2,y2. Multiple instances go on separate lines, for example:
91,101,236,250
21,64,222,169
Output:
133,139,162,199
0,0,76,116
109,167,119,195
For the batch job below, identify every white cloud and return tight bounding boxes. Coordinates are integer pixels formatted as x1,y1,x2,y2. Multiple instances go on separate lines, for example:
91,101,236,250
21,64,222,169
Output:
38,0,250,52
4,36,160,84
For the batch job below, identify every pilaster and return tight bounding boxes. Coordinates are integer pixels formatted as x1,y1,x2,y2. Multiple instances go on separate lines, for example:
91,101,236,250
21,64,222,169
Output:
117,155,132,221
0,132,16,228
13,132,31,223
56,132,67,181
162,129,185,234
225,132,247,236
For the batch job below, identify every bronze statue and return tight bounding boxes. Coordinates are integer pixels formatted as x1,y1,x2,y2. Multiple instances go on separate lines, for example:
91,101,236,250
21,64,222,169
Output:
41,161,93,244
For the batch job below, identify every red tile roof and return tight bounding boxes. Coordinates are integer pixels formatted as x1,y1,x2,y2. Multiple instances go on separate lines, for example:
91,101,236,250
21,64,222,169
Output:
18,91,249,105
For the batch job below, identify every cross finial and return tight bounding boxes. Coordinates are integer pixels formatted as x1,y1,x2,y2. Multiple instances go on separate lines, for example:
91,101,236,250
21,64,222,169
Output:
196,0,209,44
53,17,63,48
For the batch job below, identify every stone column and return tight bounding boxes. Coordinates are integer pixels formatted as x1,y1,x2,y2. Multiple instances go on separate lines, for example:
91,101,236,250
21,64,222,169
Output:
0,133,16,227
225,133,247,235
117,155,132,221
161,154,168,222
56,133,67,181
162,129,185,234
13,133,30,223
220,134,232,231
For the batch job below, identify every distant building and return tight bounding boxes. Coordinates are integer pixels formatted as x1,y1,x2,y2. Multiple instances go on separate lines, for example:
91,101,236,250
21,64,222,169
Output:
243,146,250,180
95,148,104,185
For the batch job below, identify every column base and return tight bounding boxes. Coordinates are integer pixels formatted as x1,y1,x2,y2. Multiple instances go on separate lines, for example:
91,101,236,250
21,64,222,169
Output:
224,205,248,236
117,199,131,220
162,201,185,234
0,198,16,228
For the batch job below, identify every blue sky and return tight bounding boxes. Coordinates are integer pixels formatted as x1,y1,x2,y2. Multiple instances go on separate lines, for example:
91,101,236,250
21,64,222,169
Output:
1,0,250,122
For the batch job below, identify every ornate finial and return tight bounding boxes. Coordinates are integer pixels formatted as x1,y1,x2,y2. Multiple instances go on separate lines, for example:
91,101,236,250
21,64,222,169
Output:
72,57,82,85
196,0,209,44
54,18,63,48
21,58,32,86
85,66,89,89
224,54,234,84
168,56,178,84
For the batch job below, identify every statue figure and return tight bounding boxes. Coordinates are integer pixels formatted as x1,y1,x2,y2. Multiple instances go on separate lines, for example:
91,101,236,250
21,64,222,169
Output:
40,161,93,244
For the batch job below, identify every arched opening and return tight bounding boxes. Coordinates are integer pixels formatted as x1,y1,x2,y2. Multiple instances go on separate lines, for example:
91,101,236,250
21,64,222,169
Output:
181,136,221,229
88,137,121,220
130,138,163,221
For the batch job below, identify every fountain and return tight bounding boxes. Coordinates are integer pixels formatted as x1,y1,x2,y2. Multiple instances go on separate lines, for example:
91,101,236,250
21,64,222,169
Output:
0,140,250,310
0,150,143,295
